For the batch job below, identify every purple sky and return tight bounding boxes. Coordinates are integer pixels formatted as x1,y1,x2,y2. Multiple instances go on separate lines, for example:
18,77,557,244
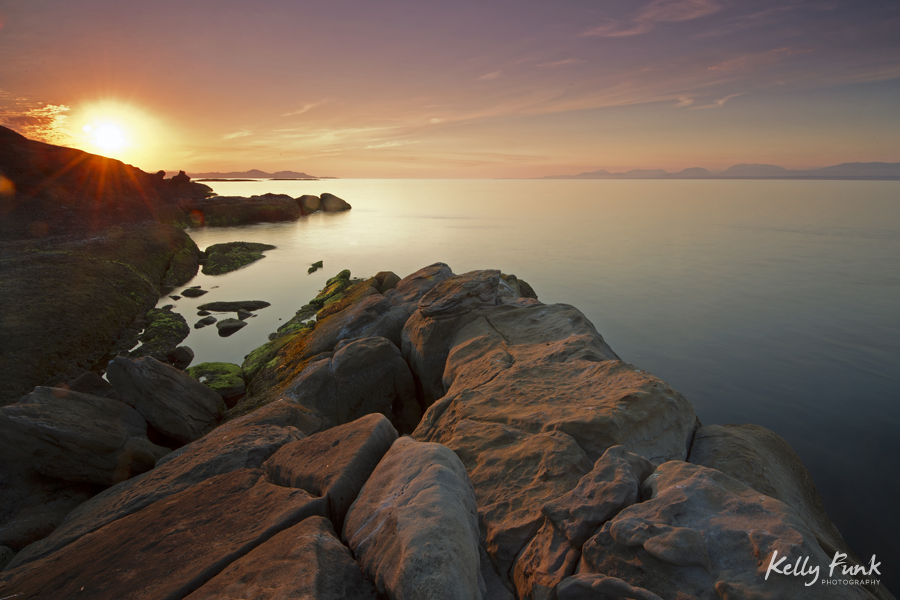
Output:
1,0,898,177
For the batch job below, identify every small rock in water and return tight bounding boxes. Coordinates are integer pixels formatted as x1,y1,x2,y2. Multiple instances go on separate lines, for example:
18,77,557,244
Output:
195,316,218,329
169,295,181,301
167,346,195,370
197,310,211,316
216,318,247,337
181,288,208,298
237,309,253,320
308,260,323,274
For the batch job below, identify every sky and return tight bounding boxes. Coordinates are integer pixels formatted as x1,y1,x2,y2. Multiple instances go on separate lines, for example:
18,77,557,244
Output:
0,0,899,178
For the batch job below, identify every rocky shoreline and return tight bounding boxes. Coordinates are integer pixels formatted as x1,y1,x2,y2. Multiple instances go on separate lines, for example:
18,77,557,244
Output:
0,128,893,598
0,261,894,599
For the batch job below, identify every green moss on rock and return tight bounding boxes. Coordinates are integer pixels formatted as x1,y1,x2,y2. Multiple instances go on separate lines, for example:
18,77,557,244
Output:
131,307,190,361
201,241,276,276
185,362,245,407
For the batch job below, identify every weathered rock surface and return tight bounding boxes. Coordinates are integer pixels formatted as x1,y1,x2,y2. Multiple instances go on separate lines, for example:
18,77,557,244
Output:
0,469,327,599
185,362,246,407
0,547,12,571
513,446,655,599
344,436,485,600
166,345,194,370
265,413,398,532
280,336,420,432
106,356,226,446
384,261,454,308
201,241,277,275
194,315,217,328
578,461,874,599
64,371,119,399
185,516,377,600
129,306,190,362
297,194,321,214
0,387,164,487
556,574,662,600
320,192,352,212
688,423,853,560
161,239,202,289
409,269,699,590
7,401,310,570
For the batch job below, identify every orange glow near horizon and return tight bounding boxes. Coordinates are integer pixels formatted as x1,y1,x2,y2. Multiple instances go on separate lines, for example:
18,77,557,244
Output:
65,101,172,167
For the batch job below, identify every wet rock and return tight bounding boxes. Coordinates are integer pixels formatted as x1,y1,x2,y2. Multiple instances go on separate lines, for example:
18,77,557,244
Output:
197,300,271,311
106,356,225,446
0,469,327,599
265,413,397,532
129,306,189,362
185,362,246,407
281,337,420,432
180,286,208,298
201,241,276,275
7,404,307,570
185,516,377,600
167,345,194,370
217,317,247,336
344,437,485,600
0,387,164,486
197,309,211,316
237,308,253,320
194,315,217,328
320,192,352,212
169,294,181,300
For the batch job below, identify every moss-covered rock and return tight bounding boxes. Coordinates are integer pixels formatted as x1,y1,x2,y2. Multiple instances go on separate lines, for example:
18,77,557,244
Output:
197,300,271,312
185,362,246,407
161,238,201,289
0,224,198,404
130,307,190,362
188,194,302,227
201,242,276,276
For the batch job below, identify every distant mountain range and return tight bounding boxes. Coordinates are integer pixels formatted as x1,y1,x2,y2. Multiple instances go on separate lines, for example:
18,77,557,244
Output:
543,162,900,180
185,169,323,179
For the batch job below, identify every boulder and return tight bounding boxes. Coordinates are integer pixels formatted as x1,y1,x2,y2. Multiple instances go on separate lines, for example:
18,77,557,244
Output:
319,192,352,212
375,270,401,293
0,469,327,599
688,424,858,561
129,306,189,362
7,403,308,570
384,261,454,308
578,461,868,599
166,345,194,370
281,337,420,432
201,241,276,275
189,194,302,226
106,356,226,446
237,308,253,320
0,546,12,571
513,446,656,599
0,387,164,486
344,436,485,600
557,575,662,600
297,194,321,214
185,362,246,407
197,300,271,312
185,516,377,599
303,295,408,356
216,317,247,336
265,413,398,532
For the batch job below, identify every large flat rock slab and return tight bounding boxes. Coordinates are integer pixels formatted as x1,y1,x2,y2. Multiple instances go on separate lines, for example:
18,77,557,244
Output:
0,469,327,600
185,516,377,600
344,436,485,600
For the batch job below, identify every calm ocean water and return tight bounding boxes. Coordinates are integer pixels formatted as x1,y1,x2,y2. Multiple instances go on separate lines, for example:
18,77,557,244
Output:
162,179,900,585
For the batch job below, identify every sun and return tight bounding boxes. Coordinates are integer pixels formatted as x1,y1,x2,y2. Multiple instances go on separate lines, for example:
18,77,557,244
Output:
83,122,126,151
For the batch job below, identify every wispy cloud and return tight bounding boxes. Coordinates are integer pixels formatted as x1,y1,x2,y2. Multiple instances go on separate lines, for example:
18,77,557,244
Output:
537,58,584,68
690,92,744,109
222,130,251,140
282,99,328,117
675,96,695,107
708,47,810,72
365,140,419,149
0,102,74,145
478,71,502,81
582,0,722,37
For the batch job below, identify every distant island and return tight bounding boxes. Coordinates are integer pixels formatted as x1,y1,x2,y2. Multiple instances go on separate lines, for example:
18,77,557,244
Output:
180,169,336,180
543,162,900,180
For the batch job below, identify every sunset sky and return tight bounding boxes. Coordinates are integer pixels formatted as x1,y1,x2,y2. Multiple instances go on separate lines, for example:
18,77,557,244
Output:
1,0,899,178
